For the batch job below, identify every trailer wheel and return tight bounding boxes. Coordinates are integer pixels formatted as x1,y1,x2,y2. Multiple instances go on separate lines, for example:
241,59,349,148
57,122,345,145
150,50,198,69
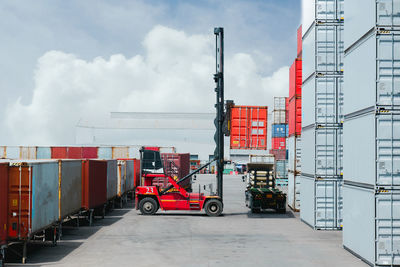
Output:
139,198,158,215
204,199,223,217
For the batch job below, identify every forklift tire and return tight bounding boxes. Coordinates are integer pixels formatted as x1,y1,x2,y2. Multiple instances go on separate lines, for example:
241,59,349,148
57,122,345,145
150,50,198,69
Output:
139,197,158,215
204,199,223,217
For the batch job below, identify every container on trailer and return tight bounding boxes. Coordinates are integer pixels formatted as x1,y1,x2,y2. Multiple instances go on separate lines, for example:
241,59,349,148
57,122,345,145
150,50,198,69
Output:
272,110,286,124
344,31,400,115
125,160,135,192
20,147,36,160
6,147,19,159
343,184,400,266
112,147,129,159
59,160,82,220
82,147,98,159
288,96,302,136
133,159,140,188
302,74,344,127
303,24,344,80
117,160,126,196
0,163,8,245
36,147,51,159
269,149,286,161
230,106,268,150
98,147,112,159
287,172,300,211
275,160,288,178
297,25,302,58
271,124,287,138
51,147,67,159
81,160,107,210
344,110,400,186
8,161,59,239
289,58,302,99
299,176,342,230
106,160,118,200
67,147,82,159
301,126,343,177
271,137,286,150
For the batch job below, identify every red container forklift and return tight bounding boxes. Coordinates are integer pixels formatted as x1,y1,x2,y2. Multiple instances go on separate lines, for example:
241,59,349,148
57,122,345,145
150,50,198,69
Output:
135,27,231,217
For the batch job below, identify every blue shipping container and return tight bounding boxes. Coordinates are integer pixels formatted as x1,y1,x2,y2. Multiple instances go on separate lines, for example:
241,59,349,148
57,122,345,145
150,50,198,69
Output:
37,147,51,159
98,147,112,159
272,124,287,138
286,125,289,137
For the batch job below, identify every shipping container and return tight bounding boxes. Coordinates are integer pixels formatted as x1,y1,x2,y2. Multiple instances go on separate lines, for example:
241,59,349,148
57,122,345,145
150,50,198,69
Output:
288,172,300,211
20,147,36,160
272,110,286,124
299,176,342,229
288,96,302,136
289,59,302,99
271,137,286,150
275,160,288,179
161,153,190,179
0,163,8,245
117,160,126,197
51,147,67,159
8,161,59,239
98,147,112,159
0,147,5,159
301,127,343,177
344,109,400,186
36,147,51,159
344,31,400,115
5,147,19,159
343,184,400,266
269,149,287,161
230,106,268,150
59,160,82,220
271,124,287,138
133,159,140,188
297,25,302,58
106,160,118,200
128,146,140,159
125,160,135,192
81,160,107,210
302,0,344,37
287,135,301,172
302,74,344,127
82,147,98,159
303,24,344,80
274,97,287,111
112,147,129,159
344,0,400,51
67,147,82,159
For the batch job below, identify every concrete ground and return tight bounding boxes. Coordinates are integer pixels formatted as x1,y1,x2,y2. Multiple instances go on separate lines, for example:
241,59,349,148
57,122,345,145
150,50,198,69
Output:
6,174,366,267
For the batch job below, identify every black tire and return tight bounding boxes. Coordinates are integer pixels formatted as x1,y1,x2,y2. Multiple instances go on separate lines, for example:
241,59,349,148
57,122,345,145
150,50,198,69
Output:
277,207,286,214
204,199,223,217
139,197,158,215
251,208,261,213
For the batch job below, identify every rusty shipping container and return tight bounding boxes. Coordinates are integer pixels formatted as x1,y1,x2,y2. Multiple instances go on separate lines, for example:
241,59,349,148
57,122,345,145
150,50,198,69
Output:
106,160,118,200
59,160,82,220
8,161,59,239
81,160,107,210
0,163,8,245
230,106,268,150
117,160,127,196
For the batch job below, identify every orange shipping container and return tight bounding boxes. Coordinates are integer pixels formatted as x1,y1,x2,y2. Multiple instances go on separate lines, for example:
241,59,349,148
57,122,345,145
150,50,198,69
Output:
230,106,268,150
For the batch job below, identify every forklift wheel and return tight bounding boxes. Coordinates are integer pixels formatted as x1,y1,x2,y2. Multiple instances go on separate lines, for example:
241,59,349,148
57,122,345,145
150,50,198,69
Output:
204,199,223,217
139,197,158,215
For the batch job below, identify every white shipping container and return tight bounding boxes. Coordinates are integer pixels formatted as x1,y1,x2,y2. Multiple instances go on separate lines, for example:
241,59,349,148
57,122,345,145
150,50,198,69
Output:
20,146,37,160
272,110,286,124
273,97,287,111
287,136,301,172
288,172,301,211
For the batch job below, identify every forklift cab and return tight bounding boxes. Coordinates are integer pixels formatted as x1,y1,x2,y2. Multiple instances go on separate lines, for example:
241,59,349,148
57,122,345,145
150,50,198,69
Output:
140,148,164,186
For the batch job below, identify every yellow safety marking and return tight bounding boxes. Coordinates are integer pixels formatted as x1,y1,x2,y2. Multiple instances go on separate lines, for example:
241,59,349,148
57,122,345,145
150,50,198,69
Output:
12,199,18,206
161,199,177,202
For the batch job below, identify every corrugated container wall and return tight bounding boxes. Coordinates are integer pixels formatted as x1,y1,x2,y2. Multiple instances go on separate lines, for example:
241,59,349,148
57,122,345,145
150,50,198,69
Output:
297,25,302,58
37,147,51,159
6,147,19,159
230,106,268,150
269,149,287,161
288,97,302,136
20,147,36,159
51,147,67,159
81,160,107,210
271,137,286,150
117,160,126,196
59,160,82,220
0,146,5,159
82,147,98,159
112,147,129,159
289,59,302,98
106,160,118,200
0,163,8,245
67,147,82,159
98,147,112,159
271,124,287,138
125,160,135,192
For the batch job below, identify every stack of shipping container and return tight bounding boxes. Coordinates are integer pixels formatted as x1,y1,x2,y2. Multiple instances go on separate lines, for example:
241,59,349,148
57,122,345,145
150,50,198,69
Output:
300,0,344,230
342,1,400,265
287,26,302,211
270,97,288,186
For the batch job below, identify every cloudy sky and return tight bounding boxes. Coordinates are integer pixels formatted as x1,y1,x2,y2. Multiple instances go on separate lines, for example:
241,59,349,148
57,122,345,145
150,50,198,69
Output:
0,0,301,146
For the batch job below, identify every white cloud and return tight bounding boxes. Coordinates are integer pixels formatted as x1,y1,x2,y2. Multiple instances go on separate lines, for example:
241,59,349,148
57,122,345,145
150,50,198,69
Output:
5,25,288,145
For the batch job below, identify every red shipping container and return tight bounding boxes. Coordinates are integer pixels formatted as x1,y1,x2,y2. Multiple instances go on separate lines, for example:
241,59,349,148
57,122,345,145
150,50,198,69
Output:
285,97,289,124
51,147,67,158
297,25,302,58
289,59,302,99
288,96,302,136
133,159,140,188
81,160,107,210
82,147,98,159
144,147,160,151
230,106,268,150
271,137,286,150
269,149,287,160
0,163,8,245
161,153,190,187
67,147,82,159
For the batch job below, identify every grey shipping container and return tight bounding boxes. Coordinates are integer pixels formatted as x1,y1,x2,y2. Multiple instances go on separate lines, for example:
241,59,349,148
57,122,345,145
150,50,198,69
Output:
59,160,82,220
344,31,400,115
98,147,112,159
301,126,343,177
344,109,400,186
287,135,301,172
343,184,400,266
125,160,135,192
276,160,288,178
6,146,19,159
344,0,400,50
302,0,344,35
299,176,343,229
303,23,344,80
288,172,300,211
37,147,51,159
302,74,344,127
107,160,118,200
